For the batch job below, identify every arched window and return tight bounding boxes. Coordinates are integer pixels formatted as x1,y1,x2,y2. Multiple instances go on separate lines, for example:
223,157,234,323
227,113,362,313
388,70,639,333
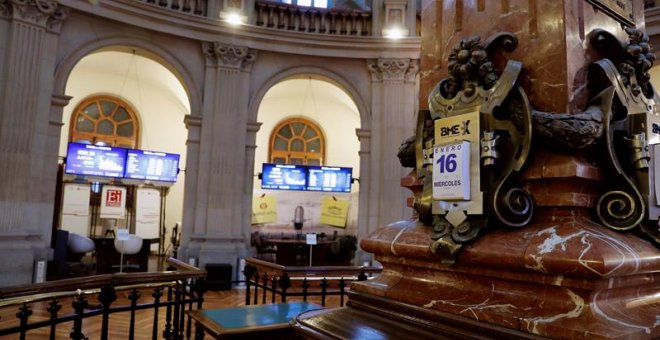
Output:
269,118,325,165
69,95,140,148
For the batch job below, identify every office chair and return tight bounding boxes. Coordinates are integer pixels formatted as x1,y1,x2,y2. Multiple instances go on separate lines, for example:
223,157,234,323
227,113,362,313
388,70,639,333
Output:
254,233,276,262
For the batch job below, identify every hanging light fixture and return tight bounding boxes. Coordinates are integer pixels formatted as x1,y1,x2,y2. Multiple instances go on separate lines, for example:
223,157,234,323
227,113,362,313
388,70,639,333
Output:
300,76,320,122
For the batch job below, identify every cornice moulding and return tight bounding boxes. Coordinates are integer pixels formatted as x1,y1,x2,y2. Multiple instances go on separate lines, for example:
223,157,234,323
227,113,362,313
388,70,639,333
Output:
58,0,421,59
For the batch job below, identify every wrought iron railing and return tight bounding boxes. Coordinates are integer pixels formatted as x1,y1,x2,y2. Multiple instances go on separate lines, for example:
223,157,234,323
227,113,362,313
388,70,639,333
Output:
0,258,206,340
243,257,381,307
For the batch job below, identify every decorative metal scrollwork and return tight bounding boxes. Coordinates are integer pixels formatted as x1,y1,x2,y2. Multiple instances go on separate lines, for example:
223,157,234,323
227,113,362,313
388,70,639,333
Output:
526,27,659,247
596,190,642,231
589,28,660,246
413,32,534,262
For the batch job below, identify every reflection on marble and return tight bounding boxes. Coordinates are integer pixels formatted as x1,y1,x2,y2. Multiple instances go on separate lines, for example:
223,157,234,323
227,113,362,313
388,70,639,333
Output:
420,1,645,113
356,213,660,338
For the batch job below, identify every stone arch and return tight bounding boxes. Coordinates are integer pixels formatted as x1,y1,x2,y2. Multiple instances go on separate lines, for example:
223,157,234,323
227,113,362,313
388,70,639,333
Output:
248,65,370,130
53,35,202,117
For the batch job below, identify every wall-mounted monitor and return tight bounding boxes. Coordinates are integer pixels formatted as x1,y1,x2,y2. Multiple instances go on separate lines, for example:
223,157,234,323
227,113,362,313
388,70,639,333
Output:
64,142,127,178
261,163,308,191
125,149,180,182
307,166,353,192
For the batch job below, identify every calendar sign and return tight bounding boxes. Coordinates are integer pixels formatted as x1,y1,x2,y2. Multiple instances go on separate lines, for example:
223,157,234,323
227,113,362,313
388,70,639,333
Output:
433,111,479,203
433,141,471,201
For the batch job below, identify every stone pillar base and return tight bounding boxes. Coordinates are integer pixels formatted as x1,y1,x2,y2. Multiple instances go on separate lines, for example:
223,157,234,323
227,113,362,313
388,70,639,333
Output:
0,237,50,287
181,238,250,281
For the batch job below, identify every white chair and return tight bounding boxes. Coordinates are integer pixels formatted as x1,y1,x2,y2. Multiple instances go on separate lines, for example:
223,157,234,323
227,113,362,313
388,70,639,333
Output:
67,232,95,254
114,234,143,273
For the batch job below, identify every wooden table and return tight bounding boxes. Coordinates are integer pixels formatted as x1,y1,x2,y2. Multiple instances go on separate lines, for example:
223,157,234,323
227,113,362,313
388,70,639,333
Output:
267,239,334,266
189,302,323,339
91,237,158,273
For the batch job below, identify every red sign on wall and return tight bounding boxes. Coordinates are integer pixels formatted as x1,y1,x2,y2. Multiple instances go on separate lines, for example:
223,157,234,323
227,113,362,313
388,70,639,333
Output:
106,189,123,207
100,186,126,219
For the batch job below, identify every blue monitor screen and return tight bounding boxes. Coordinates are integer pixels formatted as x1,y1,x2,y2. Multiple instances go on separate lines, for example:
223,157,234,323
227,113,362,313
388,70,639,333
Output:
124,149,180,182
64,143,127,178
306,166,353,192
261,163,307,191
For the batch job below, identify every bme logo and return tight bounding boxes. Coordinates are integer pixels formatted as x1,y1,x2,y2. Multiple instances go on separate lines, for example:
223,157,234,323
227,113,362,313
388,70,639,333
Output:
439,120,471,137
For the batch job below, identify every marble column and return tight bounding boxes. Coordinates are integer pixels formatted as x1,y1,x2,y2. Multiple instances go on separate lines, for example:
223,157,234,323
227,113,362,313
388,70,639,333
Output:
181,42,257,277
363,58,418,244
0,0,68,287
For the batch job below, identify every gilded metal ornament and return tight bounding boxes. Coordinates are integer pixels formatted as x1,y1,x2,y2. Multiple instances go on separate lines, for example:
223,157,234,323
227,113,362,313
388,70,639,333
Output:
588,28,660,245
417,32,534,261
527,27,660,246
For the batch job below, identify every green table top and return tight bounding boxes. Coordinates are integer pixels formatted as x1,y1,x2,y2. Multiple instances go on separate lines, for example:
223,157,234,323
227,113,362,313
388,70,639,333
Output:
200,302,323,330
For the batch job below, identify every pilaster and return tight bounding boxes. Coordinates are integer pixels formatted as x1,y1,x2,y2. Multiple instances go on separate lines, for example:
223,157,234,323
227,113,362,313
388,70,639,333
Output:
182,42,257,275
355,128,372,263
0,0,68,287
364,58,419,237
243,121,262,244
180,114,202,251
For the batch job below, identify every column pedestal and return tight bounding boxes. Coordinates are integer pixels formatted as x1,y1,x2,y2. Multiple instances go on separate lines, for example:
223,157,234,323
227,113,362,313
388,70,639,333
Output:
293,212,660,339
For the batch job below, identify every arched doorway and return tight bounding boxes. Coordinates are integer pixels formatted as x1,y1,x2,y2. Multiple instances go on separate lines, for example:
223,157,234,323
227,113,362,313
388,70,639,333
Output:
56,49,190,262
251,75,361,265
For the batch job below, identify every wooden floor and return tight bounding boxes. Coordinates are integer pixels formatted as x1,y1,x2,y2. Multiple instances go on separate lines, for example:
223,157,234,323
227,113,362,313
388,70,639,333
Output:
0,256,345,340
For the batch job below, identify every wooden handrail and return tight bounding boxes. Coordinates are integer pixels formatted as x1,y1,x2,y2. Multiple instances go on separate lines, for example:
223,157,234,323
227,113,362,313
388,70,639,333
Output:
245,257,381,275
0,257,205,300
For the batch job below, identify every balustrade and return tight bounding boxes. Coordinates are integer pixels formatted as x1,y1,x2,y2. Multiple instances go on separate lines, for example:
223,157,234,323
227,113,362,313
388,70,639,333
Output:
137,0,208,16
243,257,381,307
130,0,384,36
0,258,205,340
255,0,372,36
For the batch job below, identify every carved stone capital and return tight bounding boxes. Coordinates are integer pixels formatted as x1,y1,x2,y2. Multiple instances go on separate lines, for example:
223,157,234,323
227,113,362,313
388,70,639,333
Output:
3,0,68,32
184,115,203,144
202,42,257,71
355,128,371,141
184,114,203,129
246,121,262,134
367,58,419,82
0,1,9,17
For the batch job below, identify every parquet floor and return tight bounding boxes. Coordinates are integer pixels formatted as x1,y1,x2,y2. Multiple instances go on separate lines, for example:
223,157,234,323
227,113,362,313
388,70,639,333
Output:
0,256,344,340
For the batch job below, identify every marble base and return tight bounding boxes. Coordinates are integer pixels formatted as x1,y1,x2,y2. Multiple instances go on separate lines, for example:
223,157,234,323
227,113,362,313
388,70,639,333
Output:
350,213,660,339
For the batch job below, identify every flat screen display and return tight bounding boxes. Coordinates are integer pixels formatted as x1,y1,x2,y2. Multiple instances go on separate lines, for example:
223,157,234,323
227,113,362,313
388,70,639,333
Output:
64,143,127,178
307,166,353,192
261,163,307,191
125,149,180,182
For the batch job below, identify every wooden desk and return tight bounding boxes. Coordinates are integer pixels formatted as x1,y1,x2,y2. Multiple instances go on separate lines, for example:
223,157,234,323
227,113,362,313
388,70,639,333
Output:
189,302,323,339
268,239,333,266
91,237,158,273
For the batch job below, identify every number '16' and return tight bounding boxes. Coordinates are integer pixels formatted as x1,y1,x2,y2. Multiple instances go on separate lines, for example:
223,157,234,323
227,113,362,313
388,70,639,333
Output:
436,153,457,173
